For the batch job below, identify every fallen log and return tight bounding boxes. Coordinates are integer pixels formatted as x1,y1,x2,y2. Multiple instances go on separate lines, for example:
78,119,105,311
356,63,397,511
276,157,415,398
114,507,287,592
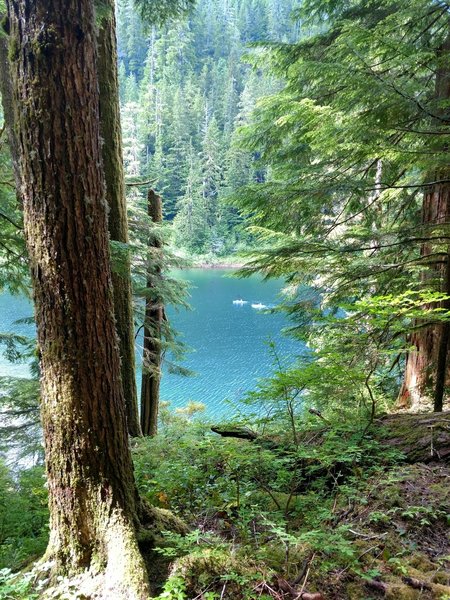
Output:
377,411,450,463
211,411,450,464
210,425,258,441
402,576,432,591
365,579,387,594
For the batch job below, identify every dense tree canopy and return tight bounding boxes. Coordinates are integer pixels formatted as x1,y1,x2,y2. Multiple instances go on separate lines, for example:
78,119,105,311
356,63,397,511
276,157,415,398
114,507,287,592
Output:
118,0,300,253
234,0,450,413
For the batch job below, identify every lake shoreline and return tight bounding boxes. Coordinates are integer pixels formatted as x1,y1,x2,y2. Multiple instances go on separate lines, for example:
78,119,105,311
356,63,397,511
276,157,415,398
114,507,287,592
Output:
1,272,297,417
190,262,245,269
173,251,248,270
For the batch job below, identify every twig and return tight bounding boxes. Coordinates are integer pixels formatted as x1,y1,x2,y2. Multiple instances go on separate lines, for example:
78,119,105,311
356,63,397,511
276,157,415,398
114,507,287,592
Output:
299,565,311,596
348,529,388,540
299,553,315,596
0,210,21,229
125,178,157,187
293,555,312,585
429,425,435,457
253,580,283,599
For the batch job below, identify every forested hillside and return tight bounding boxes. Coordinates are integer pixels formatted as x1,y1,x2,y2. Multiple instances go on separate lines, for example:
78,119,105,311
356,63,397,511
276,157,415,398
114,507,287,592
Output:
117,0,300,254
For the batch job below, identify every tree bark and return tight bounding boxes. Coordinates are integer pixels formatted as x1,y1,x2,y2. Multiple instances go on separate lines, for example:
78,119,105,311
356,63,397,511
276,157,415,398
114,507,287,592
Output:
0,19,21,190
399,184,450,410
97,0,141,436
7,1,149,596
141,189,164,436
399,36,450,412
434,253,450,411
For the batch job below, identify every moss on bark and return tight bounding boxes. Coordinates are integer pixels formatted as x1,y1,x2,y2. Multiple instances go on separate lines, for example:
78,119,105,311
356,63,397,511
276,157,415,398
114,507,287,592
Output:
8,0,149,596
97,0,141,437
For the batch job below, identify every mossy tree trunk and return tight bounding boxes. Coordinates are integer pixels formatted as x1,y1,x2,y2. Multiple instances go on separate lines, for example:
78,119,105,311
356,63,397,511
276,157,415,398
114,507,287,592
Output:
7,1,149,596
0,19,21,190
399,37,450,413
141,189,164,437
97,0,141,437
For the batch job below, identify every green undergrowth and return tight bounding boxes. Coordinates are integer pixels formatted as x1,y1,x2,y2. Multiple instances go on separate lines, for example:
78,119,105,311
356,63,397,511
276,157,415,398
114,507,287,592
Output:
0,407,449,598
133,409,450,599
0,463,48,573
0,570,38,600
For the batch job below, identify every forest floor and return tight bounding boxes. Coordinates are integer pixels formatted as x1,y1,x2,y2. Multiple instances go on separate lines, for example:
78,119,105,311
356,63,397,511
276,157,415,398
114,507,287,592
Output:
141,411,450,600
294,462,450,599
1,411,449,599
158,462,450,600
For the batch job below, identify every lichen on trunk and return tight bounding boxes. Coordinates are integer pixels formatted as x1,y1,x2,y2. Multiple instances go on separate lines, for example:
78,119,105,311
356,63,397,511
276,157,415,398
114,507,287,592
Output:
7,0,149,596
97,0,141,437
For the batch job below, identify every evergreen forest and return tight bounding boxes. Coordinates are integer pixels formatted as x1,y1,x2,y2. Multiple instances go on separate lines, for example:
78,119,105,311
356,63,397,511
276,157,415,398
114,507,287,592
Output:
117,0,300,256
0,1,449,599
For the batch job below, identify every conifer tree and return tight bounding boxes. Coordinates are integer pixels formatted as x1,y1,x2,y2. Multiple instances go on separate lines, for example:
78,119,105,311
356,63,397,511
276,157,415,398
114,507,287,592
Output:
7,1,149,594
117,0,300,252
173,145,210,252
234,0,450,412
98,0,141,436
201,114,223,229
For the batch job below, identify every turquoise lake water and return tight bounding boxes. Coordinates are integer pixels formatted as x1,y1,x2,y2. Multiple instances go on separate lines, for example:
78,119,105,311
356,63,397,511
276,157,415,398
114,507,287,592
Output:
0,270,302,418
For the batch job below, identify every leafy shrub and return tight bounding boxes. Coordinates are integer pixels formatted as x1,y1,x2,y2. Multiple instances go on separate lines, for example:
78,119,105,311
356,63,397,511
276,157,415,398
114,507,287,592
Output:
0,462,48,570
0,569,39,600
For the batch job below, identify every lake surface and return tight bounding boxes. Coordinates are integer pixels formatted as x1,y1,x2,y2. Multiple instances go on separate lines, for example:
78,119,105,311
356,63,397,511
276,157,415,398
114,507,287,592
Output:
0,270,302,418
0,293,36,378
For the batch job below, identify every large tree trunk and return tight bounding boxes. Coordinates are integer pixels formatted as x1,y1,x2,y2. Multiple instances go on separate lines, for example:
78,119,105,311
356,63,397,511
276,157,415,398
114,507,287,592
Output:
0,20,21,190
399,184,450,411
97,0,141,437
399,37,450,412
141,189,164,436
7,1,149,596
